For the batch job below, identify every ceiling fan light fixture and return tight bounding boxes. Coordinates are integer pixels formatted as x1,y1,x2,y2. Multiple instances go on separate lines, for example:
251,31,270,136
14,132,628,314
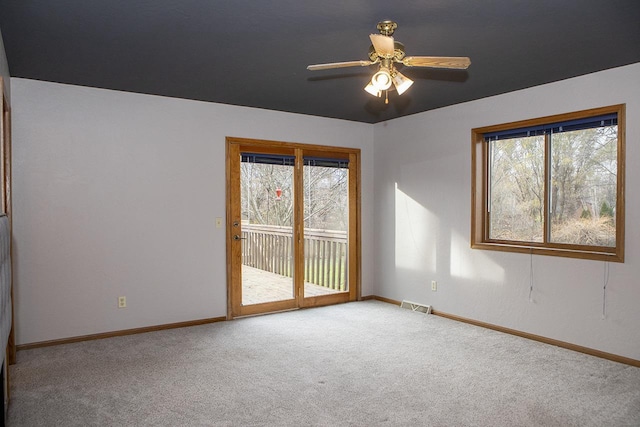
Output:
364,82,382,97
307,20,471,104
392,71,413,95
371,68,392,90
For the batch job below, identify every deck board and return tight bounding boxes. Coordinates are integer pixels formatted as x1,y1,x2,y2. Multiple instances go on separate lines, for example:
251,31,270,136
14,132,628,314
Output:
241,265,343,305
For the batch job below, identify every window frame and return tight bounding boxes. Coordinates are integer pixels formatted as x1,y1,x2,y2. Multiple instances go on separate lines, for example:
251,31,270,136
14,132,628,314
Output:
471,104,625,262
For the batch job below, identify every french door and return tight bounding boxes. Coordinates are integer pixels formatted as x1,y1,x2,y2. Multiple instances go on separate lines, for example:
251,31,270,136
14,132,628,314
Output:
226,137,360,318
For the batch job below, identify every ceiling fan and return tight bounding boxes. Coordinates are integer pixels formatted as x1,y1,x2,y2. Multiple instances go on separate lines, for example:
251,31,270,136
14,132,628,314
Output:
307,20,471,103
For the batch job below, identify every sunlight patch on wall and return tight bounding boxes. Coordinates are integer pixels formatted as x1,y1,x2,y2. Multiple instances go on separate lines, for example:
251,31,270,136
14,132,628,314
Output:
395,183,437,272
450,229,504,283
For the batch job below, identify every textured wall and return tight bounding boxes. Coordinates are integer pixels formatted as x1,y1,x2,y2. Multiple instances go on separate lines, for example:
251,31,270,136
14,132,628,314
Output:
373,63,640,360
12,63,640,360
11,79,374,344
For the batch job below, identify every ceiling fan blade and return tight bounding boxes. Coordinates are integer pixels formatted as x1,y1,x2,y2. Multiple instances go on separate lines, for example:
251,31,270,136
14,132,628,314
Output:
402,56,471,69
307,60,374,71
369,34,395,57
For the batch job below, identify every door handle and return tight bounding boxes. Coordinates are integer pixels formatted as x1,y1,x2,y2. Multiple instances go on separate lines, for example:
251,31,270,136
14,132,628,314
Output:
233,235,246,240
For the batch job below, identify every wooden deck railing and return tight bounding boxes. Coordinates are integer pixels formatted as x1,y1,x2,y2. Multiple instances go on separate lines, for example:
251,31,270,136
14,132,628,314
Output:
241,224,347,291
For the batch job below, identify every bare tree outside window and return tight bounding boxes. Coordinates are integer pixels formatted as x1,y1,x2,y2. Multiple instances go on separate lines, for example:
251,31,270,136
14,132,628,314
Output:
548,127,617,246
241,161,348,231
472,104,624,262
489,126,617,247
241,162,293,226
303,165,348,232
489,136,544,242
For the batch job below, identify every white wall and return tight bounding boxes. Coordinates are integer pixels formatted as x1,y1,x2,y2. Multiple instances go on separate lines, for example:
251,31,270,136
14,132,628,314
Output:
373,63,640,360
11,79,374,345
0,28,9,99
11,63,640,360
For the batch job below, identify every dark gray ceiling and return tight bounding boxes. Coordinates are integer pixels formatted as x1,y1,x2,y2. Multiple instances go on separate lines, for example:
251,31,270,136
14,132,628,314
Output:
1,1,639,123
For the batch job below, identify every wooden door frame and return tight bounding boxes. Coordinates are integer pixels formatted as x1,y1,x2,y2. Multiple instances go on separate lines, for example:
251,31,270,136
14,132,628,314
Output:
225,137,361,319
0,77,14,410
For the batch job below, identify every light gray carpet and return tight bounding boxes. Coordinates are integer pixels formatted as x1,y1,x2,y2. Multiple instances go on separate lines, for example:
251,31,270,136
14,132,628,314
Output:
8,301,640,426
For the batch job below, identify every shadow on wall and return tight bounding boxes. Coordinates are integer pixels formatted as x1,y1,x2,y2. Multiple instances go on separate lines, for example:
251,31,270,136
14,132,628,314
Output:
449,229,504,282
392,155,505,298
395,182,437,272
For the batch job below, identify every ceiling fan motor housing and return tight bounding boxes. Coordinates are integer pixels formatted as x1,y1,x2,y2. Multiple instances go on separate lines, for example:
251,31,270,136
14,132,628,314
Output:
377,20,397,36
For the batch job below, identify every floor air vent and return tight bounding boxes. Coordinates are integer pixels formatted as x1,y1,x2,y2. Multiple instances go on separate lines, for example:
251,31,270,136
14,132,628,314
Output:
400,300,432,314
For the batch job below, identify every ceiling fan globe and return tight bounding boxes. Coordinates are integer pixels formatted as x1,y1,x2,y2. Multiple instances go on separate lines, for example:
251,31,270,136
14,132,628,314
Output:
371,69,392,90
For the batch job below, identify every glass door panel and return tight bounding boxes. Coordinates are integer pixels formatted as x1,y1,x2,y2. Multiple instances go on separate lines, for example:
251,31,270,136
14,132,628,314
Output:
302,158,349,298
240,153,295,306
227,138,358,318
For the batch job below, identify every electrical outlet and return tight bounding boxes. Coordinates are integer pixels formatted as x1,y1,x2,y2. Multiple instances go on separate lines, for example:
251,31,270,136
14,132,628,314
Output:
431,281,437,291
118,296,127,308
